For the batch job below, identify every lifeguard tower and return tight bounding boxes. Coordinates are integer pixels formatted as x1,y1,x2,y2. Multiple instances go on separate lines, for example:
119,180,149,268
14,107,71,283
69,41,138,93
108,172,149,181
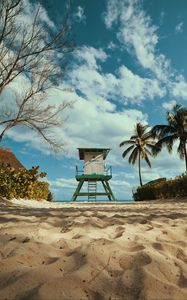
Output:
71,148,116,202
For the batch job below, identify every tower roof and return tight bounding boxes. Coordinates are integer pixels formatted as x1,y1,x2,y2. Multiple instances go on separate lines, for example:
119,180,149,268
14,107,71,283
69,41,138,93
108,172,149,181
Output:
0,147,25,171
77,148,111,160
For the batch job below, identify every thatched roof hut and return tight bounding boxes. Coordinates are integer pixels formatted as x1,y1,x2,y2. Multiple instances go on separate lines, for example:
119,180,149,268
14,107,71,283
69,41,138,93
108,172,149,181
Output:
0,147,25,171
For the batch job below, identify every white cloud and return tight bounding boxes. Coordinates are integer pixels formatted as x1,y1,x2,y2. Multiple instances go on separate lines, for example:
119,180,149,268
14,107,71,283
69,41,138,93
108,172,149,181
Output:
18,0,55,29
69,46,165,105
103,0,187,102
118,66,165,102
48,178,77,189
107,41,117,50
172,78,187,99
74,6,86,23
104,0,121,28
104,0,171,81
175,22,183,33
162,100,176,110
6,83,147,162
75,46,107,69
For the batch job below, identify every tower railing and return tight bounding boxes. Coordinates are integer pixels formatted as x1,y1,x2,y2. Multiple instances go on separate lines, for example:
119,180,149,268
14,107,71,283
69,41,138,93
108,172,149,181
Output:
75,165,112,176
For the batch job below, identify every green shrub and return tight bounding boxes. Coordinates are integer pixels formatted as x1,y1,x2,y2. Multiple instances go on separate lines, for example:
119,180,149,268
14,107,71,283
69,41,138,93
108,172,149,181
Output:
47,191,53,202
0,165,51,200
133,173,187,201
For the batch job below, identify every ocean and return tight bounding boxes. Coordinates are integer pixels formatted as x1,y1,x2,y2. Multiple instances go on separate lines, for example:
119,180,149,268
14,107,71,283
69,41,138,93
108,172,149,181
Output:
54,199,134,203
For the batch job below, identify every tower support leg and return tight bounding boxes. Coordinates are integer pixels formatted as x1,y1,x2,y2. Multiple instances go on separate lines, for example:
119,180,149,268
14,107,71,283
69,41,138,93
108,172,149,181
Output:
102,180,116,202
71,180,84,202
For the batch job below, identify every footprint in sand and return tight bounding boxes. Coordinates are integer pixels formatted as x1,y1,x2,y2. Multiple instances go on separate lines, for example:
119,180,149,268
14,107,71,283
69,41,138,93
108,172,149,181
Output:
152,242,163,251
42,257,59,265
119,251,152,270
178,269,187,288
72,234,82,239
112,226,125,239
176,248,187,264
126,244,145,252
120,252,152,297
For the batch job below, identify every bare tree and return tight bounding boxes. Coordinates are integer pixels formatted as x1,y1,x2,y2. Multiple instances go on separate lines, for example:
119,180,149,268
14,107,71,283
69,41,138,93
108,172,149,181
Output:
0,0,75,151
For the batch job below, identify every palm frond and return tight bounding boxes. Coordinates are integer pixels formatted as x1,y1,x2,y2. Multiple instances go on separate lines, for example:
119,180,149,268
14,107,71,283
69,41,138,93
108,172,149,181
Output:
130,135,138,140
128,147,139,165
167,112,176,126
146,143,159,156
177,140,185,160
136,123,148,138
119,140,136,147
122,145,135,158
156,134,177,153
151,125,175,138
173,104,183,114
142,130,154,141
144,153,151,168
143,147,153,157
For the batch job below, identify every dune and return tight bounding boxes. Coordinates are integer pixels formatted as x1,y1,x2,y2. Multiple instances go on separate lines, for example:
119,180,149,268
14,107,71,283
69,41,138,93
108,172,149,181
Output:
0,197,187,300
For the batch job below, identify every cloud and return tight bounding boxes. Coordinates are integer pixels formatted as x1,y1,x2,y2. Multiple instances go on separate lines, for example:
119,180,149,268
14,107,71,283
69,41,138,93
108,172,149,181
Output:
104,0,120,28
74,6,86,23
1,45,167,161
69,46,165,105
162,100,176,110
5,81,147,162
104,0,171,81
118,66,165,102
18,0,55,29
175,22,183,34
172,78,187,99
48,177,77,189
75,46,108,69
103,0,187,103
107,41,117,50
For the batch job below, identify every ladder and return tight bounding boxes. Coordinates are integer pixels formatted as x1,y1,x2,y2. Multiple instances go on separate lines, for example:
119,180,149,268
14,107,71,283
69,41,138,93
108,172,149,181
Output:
88,181,97,201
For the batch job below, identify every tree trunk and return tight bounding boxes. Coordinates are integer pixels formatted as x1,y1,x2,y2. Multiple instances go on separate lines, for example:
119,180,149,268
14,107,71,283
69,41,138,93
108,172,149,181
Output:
0,127,8,142
138,151,143,186
184,141,187,172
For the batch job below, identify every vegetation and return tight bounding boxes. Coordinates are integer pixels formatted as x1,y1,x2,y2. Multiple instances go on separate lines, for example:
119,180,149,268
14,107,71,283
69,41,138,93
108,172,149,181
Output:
151,104,187,172
0,165,50,200
0,0,74,152
133,173,187,201
119,104,187,201
119,122,156,186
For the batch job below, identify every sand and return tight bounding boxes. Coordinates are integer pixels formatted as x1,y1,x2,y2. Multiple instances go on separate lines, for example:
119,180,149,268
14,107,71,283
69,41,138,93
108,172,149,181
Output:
0,198,187,300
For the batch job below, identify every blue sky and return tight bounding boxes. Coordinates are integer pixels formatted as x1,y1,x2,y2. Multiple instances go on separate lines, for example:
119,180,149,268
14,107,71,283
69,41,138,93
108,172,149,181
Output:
1,0,187,200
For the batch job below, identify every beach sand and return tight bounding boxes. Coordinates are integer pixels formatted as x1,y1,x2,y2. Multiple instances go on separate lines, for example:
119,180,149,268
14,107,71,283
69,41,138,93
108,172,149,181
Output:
0,198,187,300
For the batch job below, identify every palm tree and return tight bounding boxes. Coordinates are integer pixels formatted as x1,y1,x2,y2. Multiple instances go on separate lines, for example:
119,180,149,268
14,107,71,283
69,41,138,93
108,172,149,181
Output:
151,104,187,172
119,123,156,186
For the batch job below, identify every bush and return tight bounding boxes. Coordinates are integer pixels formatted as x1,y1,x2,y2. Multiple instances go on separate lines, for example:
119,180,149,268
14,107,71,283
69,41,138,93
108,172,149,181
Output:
133,174,187,201
0,165,51,200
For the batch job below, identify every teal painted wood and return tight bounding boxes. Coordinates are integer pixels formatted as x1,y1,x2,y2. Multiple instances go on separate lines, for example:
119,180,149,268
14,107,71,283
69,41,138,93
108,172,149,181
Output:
76,174,112,181
71,179,116,202
103,180,116,201
88,181,97,201
71,180,84,202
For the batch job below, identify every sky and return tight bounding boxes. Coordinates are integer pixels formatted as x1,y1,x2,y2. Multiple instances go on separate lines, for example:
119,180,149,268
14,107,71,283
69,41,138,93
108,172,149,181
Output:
1,0,187,200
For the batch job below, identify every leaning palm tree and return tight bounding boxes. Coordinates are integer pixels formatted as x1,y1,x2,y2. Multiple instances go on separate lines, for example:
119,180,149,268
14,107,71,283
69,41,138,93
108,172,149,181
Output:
151,104,187,172
119,123,156,186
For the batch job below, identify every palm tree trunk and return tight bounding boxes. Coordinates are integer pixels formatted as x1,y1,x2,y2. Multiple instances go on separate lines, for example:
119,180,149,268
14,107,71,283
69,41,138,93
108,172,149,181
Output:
183,141,187,172
138,151,143,186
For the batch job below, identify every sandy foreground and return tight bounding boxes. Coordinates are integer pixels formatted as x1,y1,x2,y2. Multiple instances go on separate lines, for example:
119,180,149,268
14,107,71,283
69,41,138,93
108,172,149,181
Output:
0,198,187,300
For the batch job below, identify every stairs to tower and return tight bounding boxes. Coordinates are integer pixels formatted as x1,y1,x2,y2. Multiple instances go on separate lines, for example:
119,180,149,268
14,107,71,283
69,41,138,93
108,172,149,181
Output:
88,181,97,201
